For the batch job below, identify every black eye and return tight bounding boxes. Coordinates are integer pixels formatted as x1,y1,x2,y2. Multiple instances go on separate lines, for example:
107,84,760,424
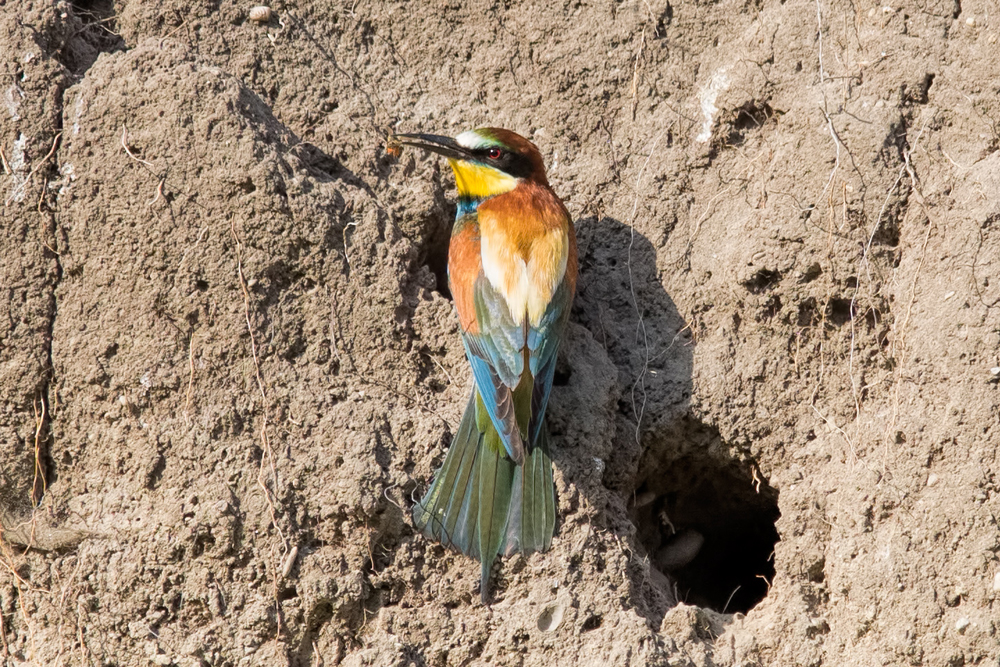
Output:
487,147,502,160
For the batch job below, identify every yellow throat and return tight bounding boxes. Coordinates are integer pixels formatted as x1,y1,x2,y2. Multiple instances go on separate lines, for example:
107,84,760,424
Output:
448,159,519,200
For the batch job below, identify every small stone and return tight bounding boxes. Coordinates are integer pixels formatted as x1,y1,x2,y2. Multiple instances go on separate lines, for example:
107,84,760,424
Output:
249,5,272,22
965,17,976,27
926,473,939,487
657,530,705,570
955,617,970,633
992,571,1000,592
989,367,1000,376
281,545,299,578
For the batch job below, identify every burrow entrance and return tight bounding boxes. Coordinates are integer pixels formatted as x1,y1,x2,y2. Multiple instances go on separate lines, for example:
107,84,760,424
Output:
631,418,780,615
62,0,126,74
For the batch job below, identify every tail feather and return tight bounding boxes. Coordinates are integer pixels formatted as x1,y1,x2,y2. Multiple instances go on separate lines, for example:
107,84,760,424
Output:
473,428,515,598
412,394,481,550
505,427,556,556
413,391,554,602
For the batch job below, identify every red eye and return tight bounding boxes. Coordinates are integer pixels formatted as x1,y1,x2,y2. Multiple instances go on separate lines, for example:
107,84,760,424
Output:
487,147,502,159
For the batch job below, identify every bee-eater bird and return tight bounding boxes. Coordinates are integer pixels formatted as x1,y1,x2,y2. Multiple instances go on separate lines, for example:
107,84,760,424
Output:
396,128,577,602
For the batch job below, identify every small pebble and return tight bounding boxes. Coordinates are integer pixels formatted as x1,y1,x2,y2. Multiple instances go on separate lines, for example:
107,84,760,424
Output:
281,545,299,579
926,473,939,487
992,571,1000,592
658,530,705,570
955,617,970,632
249,5,272,22
989,367,1000,376
965,17,976,27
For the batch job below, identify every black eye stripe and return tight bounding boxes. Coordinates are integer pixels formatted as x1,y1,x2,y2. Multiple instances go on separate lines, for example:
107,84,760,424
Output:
473,147,533,178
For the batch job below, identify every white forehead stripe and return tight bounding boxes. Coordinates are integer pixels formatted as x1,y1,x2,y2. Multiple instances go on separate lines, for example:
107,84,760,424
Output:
456,130,492,150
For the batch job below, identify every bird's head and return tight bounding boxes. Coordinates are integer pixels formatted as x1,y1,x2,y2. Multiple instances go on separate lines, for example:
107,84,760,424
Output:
396,128,549,204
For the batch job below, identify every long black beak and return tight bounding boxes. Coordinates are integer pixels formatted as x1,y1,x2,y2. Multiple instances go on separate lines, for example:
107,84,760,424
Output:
395,133,472,161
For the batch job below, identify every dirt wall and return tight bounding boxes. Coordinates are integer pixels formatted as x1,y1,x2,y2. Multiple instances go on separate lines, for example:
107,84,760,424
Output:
1,0,998,665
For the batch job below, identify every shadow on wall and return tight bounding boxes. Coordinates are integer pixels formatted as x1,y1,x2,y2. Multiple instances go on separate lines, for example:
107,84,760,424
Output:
574,216,780,623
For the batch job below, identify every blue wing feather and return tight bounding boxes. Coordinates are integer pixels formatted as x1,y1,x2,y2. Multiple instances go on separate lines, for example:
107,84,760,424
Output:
462,272,572,460
462,275,525,462
526,278,572,442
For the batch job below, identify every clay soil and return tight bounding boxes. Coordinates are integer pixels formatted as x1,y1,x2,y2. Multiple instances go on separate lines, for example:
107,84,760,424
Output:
2,0,999,664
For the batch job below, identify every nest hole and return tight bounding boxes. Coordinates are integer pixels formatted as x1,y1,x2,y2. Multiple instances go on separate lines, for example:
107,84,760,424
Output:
407,201,454,299
632,432,780,615
63,0,126,74
424,229,451,299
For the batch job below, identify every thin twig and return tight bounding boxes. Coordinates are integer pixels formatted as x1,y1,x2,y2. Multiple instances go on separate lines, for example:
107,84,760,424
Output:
120,124,153,167
723,585,741,614
811,403,858,463
630,31,646,121
424,353,455,388
625,128,667,443
382,485,406,513
32,394,47,507
846,124,925,421
229,219,290,634
147,178,165,206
